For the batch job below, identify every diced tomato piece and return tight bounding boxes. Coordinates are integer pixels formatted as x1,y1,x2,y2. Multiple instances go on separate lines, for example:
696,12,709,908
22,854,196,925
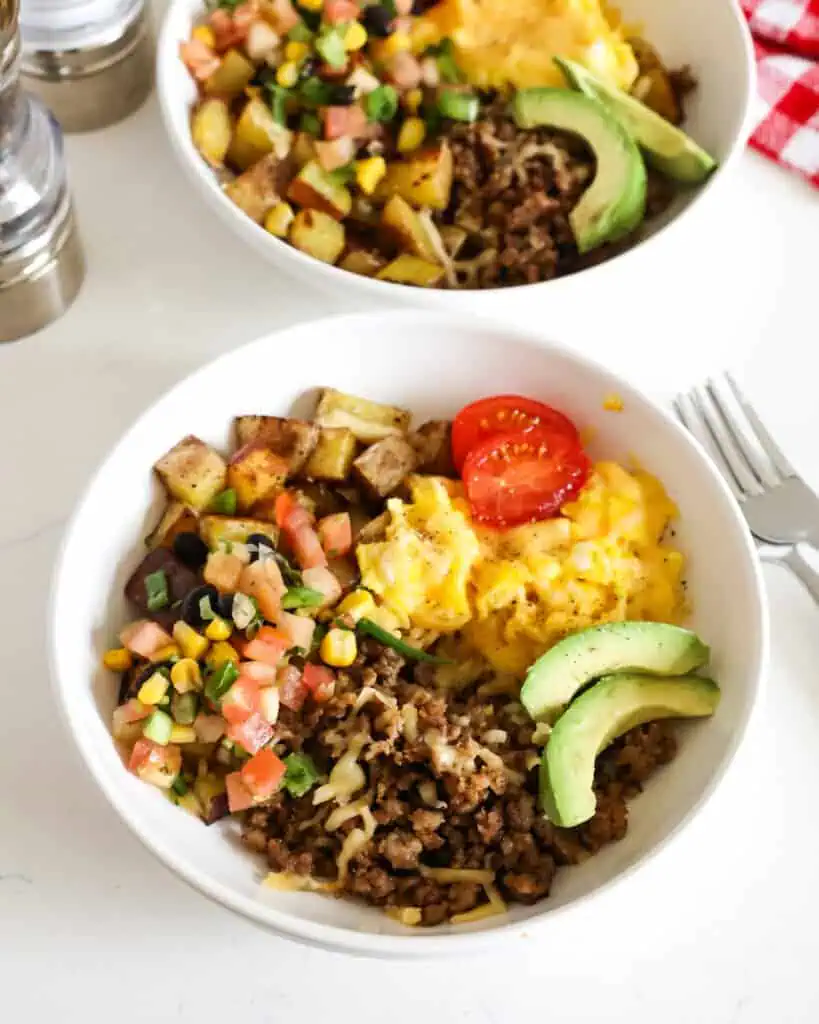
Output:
388,50,422,90
194,713,227,743
276,611,316,652
239,558,285,621
227,711,274,754
180,38,221,80
302,566,342,607
225,771,256,813
317,512,352,557
315,136,355,172
221,676,261,724
303,663,336,702
324,0,360,23
232,0,260,31
241,748,286,798
242,626,290,666
120,619,173,659
119,699,152,724
322,104,367,140
277,664,308,711
290,524,328,569
275,490,312,531
128,739,182,789
239,660,279,685
128,738,155,772
208,9,244,50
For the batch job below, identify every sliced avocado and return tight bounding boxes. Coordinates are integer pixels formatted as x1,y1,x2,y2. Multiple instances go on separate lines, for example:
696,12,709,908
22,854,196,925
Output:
512,88,647,253
540,672,720,827
556,57,717,185
521,622,710,723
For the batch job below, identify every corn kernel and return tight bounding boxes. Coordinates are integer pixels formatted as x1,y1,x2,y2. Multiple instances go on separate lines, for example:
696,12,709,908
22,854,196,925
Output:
205,617,232,641
284,40,309,62
170,725,198,744
343,21,367,51
381,31,410,58
138,671,170,706
171,658,203,694
208,641,239,667
150,643,181,663
337,589,377,623
276,61,299,88
320,628,358,668
298,0,322,9
191,24,216,48
173,620,209,661
103,648,132,672
355,156,387,195
397,116,426,153
603,393,624,412
264,202,295,238
403,87,422,113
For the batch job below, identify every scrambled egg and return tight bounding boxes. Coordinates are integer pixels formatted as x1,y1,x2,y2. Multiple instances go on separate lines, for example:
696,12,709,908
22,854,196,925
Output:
411,0,639,92
357,466,685,679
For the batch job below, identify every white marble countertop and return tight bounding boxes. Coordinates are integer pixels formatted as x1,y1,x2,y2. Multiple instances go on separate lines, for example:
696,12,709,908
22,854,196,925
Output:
2,54,819,1023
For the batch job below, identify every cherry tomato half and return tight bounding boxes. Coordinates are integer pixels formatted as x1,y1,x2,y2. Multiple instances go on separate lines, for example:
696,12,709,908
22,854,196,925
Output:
451,395,581,472
462,426,591,529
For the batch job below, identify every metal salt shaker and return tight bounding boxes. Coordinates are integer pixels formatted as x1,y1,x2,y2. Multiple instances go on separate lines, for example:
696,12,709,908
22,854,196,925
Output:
0,0,85,343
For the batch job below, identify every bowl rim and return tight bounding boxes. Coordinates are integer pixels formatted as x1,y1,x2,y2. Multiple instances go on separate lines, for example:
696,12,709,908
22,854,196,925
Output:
155,0,756,301
49,309,769,958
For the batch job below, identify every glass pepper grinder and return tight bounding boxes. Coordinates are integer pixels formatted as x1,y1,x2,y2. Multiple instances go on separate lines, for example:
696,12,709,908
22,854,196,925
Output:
0,0,85,343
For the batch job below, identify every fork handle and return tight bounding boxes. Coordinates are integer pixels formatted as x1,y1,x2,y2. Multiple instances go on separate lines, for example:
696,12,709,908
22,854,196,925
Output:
762,545,819,605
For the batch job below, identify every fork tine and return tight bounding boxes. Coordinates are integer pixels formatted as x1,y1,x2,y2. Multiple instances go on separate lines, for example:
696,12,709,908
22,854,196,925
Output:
705,377,782,489
673,393,747,500
724,372,796,480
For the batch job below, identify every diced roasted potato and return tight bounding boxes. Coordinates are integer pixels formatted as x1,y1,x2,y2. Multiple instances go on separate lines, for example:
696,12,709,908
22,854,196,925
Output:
233,415,319,473
303,427,357,481
191,98,233,167
289,209,346,264
376,143,453,211
381,195,440,263
199,516,279,549
155,436,227,511
145,500,198,549
338,249,385,277
632,68,681,124
356,511,388,543
628,36,664,74
124,548,200,628
228,97,292,172
353,436,418,499
226,441,288,511
409,420,455,477
292,131,317,168
440,225,468,257
286,160,352,220
224,151,293,223
376,254,445,287
204,48,255,99
315,389,411,443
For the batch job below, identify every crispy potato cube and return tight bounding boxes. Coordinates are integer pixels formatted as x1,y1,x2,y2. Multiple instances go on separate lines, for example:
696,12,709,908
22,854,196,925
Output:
225,151,293,223
315,389,411,443
204,48,255,98
338,249,385,277
409,420,455,476
228,97,292,172
286,160,352,220
376,143,453,211
233,415,319,473
376,254,445,287
289,209,346,264
356,511,388,543
303,427,357,481
632,68,681,124
440,225,468,257
352,435,418,498
292,131,317,168
145,501,198,549
154,436,227,511
381,195,440,263
226,441,288,511
191,98,233,167
199,516,279,549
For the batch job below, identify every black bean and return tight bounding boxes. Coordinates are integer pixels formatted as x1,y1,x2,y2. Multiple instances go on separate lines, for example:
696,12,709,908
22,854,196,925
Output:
181,584,220,627
172,531,209,570
328,84,356,106
362,4,392,37
247,533,277,561
298,56,319,81
218,593,235,620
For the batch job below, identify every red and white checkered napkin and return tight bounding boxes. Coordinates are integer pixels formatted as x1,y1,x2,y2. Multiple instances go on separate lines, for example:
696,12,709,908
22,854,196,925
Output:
741,0,819,187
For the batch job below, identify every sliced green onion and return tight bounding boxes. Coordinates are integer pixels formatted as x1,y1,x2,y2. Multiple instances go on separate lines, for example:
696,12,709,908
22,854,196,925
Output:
211,488,237,515
199,595,217,621
299,76,334,108
145,569,169,612
327,162,356,186
316,28,347,69
204,661,240,704
171,775,189,796
232,592,260,630
428,38,463,85
299,111,321,136
357,618,453,664
281,586,325,610
266,84,291,125
366,84,399,123
287,21,313,42
437,89,480,122
283,752,320,797
272,551,302,587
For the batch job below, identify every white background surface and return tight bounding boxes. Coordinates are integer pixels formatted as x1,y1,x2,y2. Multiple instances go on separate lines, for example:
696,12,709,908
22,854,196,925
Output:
2,21,819,1022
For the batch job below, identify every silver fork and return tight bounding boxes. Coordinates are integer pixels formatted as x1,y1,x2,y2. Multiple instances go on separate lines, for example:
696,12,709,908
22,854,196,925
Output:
674,373,819,604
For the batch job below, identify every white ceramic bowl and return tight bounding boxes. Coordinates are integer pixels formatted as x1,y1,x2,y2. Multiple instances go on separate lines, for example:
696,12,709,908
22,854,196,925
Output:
156,0,755,312
51,310,767,957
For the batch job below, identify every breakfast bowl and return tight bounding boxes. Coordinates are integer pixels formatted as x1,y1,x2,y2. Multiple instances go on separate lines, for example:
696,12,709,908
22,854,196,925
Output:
156,0,754,312
51,310,767,957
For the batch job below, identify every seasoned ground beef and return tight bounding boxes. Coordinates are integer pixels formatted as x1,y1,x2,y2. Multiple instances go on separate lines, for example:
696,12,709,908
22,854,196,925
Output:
241,643,678,925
